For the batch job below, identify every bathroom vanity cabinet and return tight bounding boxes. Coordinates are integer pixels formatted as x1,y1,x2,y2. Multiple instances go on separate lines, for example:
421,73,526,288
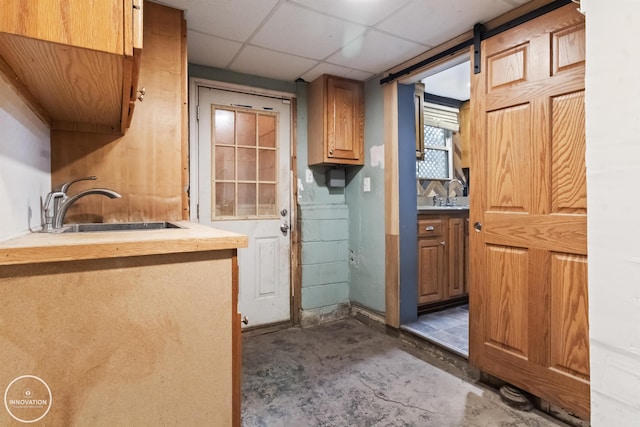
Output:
417,211,469,305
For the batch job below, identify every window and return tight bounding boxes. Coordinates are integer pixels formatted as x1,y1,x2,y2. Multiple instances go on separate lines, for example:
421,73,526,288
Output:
416,102,458,180
212,107,278,219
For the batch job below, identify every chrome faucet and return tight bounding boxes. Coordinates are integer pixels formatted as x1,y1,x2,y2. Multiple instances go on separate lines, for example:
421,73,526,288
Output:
445,179,464,206
41,176,122,231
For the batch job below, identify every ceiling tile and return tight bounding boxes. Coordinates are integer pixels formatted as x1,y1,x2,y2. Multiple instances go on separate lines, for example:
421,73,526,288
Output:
376,0,514,47
326,29,426,73
163,0,279,41
187,31,242,69
289,0,411,26
300,63,374,83
230,46,318,81
251,2,366,60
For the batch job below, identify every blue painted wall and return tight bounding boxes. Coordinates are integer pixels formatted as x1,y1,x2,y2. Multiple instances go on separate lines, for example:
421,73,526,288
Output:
398,84,419,324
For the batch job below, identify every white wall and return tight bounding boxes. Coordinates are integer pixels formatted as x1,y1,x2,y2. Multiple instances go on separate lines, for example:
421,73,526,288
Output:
0,78,50,241
585,0,640,424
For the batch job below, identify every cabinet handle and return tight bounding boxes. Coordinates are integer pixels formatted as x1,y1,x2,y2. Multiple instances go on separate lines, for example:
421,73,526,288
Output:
241,316,249,325
440,241,446,246
425,226,434,231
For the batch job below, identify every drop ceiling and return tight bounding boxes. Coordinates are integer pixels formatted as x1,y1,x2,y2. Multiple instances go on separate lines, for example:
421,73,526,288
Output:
153,0,529,84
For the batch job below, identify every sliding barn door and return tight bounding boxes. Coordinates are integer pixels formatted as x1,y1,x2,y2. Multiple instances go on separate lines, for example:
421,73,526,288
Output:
469,4,589,418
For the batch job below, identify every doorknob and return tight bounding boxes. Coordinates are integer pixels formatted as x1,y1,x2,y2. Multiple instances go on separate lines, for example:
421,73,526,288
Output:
474,222,482,232
280,221,290,234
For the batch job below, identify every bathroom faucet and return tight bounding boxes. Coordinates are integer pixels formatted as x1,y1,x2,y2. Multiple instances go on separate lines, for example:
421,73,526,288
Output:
445,179,464,206
41,176,122,231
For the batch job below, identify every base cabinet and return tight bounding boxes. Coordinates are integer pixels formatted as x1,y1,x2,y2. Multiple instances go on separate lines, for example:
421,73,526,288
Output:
0,250,239,426
417,212,469,305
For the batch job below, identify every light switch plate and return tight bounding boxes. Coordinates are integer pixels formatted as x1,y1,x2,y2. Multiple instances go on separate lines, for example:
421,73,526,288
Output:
363,177,371,192
305,169,313,183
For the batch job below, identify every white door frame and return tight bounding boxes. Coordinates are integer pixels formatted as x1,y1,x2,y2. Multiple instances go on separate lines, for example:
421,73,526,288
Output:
188,77,298,325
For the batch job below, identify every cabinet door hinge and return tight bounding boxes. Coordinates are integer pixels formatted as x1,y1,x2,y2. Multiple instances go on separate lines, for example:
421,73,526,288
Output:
196,203,200,219
196,105,200,121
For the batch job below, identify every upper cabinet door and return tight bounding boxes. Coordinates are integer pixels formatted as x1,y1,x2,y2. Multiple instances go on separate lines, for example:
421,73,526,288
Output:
0,1,125,54
308,74,364,166
0,0,142,134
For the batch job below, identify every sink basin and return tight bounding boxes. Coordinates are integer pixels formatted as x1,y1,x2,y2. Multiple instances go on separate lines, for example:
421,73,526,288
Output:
61,222,182,233
418,205,469,211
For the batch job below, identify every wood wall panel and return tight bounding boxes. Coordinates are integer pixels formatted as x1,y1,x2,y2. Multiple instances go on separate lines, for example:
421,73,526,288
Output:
552,24,586,75
486,104,531,212
486,245,529,358
487,44,528,90
550,253,589,380
552,91,586,214
51,2,187,223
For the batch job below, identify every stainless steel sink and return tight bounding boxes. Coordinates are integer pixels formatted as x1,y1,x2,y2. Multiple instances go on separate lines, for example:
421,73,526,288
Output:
60,222,182,233
418,205,470,211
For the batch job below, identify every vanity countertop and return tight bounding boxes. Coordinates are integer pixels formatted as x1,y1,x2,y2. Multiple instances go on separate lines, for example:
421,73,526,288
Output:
418,205,469,214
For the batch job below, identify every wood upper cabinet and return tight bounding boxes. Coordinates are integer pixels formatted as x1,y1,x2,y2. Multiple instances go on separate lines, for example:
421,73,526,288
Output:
417,213,469,305
308,74,364,166
0,0,143,134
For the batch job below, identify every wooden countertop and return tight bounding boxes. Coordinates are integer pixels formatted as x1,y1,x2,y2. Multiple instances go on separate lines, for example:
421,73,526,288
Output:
0,221,248,266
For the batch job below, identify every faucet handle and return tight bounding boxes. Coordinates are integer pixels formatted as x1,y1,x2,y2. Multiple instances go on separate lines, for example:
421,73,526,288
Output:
55,176,97,193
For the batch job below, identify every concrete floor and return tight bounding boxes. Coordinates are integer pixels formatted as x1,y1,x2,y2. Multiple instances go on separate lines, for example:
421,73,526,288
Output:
241,318,566,427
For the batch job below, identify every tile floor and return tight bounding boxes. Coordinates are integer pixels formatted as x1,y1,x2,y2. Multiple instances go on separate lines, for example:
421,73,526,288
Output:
402,304,469,358
242,318,565,426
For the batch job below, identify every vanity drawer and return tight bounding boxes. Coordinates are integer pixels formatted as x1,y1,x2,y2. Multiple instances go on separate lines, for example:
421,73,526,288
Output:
418,219,442,237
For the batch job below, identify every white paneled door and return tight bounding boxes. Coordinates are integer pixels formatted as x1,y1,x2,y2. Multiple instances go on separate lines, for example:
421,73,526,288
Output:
197,86,291,327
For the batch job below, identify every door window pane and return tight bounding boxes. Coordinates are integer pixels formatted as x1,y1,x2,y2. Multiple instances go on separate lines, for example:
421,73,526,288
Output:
237,112,256,146
215,146,235,180
258,115,276,148
216,182,235,216
237,183,256,216
237,148,256,181
214,109,235,145
258,184,276,216
259,149,276,181
212,106,279,218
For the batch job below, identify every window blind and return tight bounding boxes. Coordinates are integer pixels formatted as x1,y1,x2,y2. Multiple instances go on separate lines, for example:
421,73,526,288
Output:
424,102,460,132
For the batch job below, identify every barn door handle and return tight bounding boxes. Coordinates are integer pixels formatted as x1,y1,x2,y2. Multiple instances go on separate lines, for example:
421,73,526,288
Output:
474,222,482,232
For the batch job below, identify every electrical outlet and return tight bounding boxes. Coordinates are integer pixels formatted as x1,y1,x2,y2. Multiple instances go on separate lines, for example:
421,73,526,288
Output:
305,169,313,184
363,177,371,192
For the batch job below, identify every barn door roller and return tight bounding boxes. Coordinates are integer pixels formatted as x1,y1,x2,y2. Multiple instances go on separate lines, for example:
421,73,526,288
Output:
473,24,486,75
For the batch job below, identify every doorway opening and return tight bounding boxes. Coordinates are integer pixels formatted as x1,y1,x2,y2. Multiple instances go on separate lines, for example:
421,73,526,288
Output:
399,53,472,359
